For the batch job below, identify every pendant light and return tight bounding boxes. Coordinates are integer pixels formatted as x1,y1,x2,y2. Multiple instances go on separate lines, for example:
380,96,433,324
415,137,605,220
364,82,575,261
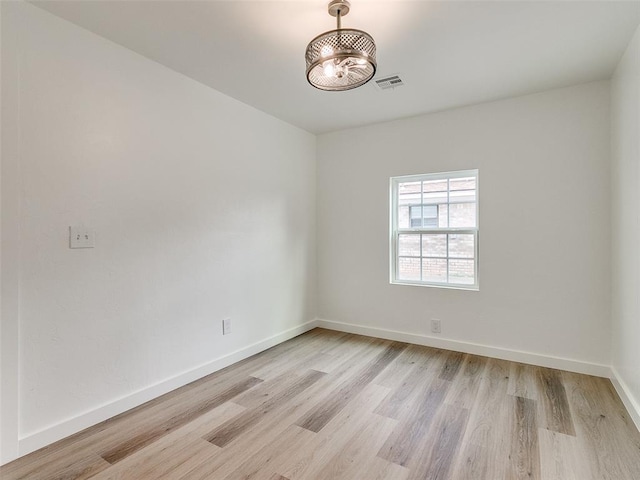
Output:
305,0,377,91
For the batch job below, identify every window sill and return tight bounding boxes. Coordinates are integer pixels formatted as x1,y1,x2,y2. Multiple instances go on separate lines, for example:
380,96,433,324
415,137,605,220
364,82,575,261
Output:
390,280,479,291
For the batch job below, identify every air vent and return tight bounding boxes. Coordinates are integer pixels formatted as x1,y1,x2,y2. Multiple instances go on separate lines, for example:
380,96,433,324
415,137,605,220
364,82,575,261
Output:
374,74,404,90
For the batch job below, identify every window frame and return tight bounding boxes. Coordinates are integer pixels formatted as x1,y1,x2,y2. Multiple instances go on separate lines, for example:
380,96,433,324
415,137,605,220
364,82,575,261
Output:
390,169,479,290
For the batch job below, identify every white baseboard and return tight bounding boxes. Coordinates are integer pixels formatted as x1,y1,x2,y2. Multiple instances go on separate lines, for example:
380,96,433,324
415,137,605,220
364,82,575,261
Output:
315,319,611,378
610,367,640,432
17,320,318,458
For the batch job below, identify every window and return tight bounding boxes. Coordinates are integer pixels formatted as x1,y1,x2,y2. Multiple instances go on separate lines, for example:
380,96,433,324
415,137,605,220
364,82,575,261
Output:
390,170,478,289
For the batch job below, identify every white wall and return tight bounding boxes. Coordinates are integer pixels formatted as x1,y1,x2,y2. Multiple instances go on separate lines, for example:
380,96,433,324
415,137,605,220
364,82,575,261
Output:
317,82,612,369
611,24,640,426
1,1,316,463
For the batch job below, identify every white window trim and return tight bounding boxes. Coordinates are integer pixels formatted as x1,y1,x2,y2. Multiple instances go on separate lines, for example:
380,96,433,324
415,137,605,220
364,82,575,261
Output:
390,169,479,290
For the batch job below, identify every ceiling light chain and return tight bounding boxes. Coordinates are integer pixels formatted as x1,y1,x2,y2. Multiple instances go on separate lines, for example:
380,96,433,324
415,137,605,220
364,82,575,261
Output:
305,0,377,91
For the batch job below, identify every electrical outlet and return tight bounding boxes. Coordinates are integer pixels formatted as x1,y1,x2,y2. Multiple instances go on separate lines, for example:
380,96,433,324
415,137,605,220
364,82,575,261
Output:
222,318,232,335
431,319,441,334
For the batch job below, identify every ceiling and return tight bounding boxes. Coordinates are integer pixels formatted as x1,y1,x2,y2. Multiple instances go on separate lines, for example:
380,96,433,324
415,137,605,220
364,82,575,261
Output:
31,1,640,134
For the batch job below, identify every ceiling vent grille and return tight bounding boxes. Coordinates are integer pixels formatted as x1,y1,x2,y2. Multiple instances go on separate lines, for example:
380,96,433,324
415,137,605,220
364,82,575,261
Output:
374,74,404,90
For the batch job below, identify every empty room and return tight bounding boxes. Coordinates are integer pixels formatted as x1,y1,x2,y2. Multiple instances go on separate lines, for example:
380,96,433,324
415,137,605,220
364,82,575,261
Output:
1,0,640,478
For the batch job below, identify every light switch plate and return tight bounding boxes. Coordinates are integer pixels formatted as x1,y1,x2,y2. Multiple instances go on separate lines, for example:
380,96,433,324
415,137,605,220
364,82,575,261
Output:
69,226,95,248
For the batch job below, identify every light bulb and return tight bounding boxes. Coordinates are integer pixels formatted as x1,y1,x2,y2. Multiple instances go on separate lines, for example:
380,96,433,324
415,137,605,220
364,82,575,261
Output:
355,57,367,65
336,64,348,79
323,60,335,77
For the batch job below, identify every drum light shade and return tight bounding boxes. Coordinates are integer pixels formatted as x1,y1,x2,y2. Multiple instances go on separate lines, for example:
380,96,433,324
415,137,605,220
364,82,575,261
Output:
305,1,377,91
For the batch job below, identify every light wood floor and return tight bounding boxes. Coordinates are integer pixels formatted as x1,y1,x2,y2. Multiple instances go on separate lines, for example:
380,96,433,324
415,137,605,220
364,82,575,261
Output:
2,328,640,480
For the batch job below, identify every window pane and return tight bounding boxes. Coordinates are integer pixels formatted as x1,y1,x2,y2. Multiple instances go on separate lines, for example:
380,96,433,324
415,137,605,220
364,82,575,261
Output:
398,205,410,228
423,179,448,192
423,180,447,205
398,234,420,256
448,234,474,258
423,258,447,283
423,191,448,204
410,206,422,220
410,205,438,228
438,204,449,228
409,205,422,227
449,177,476,191
424,205,437,219
448,259,475,284
398,182,421,206
449,189,476,203
422,234,447,257
449,177,476,203
449,203,476,227
398,257,421,281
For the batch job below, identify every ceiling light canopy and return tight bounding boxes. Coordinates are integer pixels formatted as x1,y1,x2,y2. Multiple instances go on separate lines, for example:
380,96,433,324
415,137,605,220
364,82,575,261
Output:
305,0,377,91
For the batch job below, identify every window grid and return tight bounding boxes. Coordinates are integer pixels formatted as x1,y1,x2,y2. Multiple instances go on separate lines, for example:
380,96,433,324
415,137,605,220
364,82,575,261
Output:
395,233,476,282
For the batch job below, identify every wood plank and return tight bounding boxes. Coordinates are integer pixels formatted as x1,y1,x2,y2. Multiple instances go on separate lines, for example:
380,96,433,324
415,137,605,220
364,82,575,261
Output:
12,331,322,476
94,437,217,480
536,367,576,436
312,333,381,373
174,367,361,479
295,341,407,433
89,401,244,480
232,372,301,410
508,362,539,400
205,369,326,447
248,334,339,381
449,358,511,479
100,375,263,464
176,413,314,479
407,404,469,480
360,457,410,480
374,347,444,420
538,429,591,480
0,454,111,480
373,344,440,390
221,425,315,480
438,350,466,381
188,381,391,480
312,413,397,480
506,396,540,480
444,354,487,409
377,377,452,467
279,383,393,480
